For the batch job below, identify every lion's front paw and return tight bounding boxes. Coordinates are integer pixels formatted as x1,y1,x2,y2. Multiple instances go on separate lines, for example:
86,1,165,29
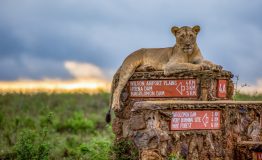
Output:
199,63,211,70
212,65,223,71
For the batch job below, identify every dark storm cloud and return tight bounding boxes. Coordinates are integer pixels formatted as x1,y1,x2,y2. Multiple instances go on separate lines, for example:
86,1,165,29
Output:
0,0,261,83
0,56,71,80
0,0,113,66
0,24,25,57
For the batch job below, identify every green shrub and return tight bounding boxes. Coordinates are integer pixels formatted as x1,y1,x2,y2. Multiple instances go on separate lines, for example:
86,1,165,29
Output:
0,111,3,128
234,93,262,101
15,130,36,160
36,143,50,160
57,111,95,133
21,116,36,129
111,139,139,160
40,112,54,128
168,153,185,160
15,130,50,160
79,136,112,160
0,93,113,159
66,135,81,149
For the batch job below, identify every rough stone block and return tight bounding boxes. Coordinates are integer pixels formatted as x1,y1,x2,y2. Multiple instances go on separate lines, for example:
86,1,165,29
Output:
130,114,146,130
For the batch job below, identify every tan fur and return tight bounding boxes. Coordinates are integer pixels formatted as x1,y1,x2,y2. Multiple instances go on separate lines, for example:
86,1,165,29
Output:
111,25,221,110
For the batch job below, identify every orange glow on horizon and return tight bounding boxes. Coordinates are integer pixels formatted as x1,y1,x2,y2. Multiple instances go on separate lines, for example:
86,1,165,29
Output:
0,79,111,94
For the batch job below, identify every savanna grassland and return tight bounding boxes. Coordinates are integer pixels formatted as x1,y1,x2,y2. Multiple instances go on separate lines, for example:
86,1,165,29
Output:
0,92,262,160
0,93,114,160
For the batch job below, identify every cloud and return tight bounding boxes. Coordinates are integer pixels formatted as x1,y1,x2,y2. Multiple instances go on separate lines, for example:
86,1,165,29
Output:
0,0,262,84
0,55,70,80
64,61,105,80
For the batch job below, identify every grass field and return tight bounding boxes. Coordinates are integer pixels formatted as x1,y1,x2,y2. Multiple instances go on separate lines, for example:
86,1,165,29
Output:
0,93,114,160
0,92,262,160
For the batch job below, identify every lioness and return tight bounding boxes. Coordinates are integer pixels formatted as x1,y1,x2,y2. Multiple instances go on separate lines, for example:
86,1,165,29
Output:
107,25,221,120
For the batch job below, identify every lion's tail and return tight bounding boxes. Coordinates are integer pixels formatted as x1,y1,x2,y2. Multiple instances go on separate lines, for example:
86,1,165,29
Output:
105,67,120,123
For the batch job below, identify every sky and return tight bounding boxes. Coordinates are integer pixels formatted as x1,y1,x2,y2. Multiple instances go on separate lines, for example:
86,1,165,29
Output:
0,0,262,90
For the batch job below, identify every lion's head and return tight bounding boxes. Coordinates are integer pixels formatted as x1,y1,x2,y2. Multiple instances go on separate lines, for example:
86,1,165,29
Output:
171,25,200,54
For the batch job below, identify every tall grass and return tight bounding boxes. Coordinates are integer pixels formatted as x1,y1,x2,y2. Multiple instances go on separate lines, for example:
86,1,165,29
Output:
0,92,261,159
234,92,262,101
0,93,113,160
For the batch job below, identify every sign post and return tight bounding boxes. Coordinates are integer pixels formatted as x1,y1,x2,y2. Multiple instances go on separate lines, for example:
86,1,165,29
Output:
129,79,197,98
170,110,221,130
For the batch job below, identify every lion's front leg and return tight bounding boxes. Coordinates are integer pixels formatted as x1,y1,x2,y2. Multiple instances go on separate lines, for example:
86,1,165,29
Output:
163,62,202,76
201,60,222,71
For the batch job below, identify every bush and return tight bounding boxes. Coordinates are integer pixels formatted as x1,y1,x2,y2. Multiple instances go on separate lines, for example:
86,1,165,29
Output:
234,93,262,101
0,112,3,129
57,111,95,133
79,136,112,160
111,139,139,160
15,130,36,160
168,153,185,160
15,130,50,160
36,143,50,160
0,93,113,159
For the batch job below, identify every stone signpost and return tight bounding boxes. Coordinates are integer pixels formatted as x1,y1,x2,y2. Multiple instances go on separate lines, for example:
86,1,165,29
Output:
111,70,262,160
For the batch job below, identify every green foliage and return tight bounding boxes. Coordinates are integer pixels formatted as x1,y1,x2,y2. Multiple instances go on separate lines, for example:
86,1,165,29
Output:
168,153,184,160
37,143,50,160
57,111,95,133
0,93,113,160
232,75,262,101
234,92,262,101
15,130,36,160
0,111,3,128
1,92,262,159
111,139,139,160
15,130,50,160
79,136,112,160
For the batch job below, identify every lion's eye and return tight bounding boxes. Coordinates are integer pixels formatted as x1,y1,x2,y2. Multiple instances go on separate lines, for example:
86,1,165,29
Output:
180,34,185,38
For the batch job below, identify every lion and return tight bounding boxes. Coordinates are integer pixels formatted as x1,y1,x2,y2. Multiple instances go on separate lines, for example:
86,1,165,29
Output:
105,25,222,123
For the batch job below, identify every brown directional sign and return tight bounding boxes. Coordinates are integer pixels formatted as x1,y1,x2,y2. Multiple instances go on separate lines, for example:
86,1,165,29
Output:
170,110,221,130
256,152,262,160
217,79,227,98
129,79,197,98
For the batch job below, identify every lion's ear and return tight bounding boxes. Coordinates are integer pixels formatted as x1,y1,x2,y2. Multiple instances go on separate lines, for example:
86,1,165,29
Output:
171,26,179,36
192,25,201,34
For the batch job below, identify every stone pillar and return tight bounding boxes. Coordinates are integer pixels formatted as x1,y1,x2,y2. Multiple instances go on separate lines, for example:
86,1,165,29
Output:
112,70,262,160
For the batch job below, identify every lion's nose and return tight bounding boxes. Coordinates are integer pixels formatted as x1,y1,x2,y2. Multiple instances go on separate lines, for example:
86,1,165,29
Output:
185,43,191,47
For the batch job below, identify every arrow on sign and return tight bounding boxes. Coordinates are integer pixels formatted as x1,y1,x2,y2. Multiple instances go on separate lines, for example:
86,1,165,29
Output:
202,113,209,127
176,82,185,95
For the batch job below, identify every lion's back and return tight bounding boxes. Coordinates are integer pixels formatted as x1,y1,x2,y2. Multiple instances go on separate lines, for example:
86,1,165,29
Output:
142,47,173,67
